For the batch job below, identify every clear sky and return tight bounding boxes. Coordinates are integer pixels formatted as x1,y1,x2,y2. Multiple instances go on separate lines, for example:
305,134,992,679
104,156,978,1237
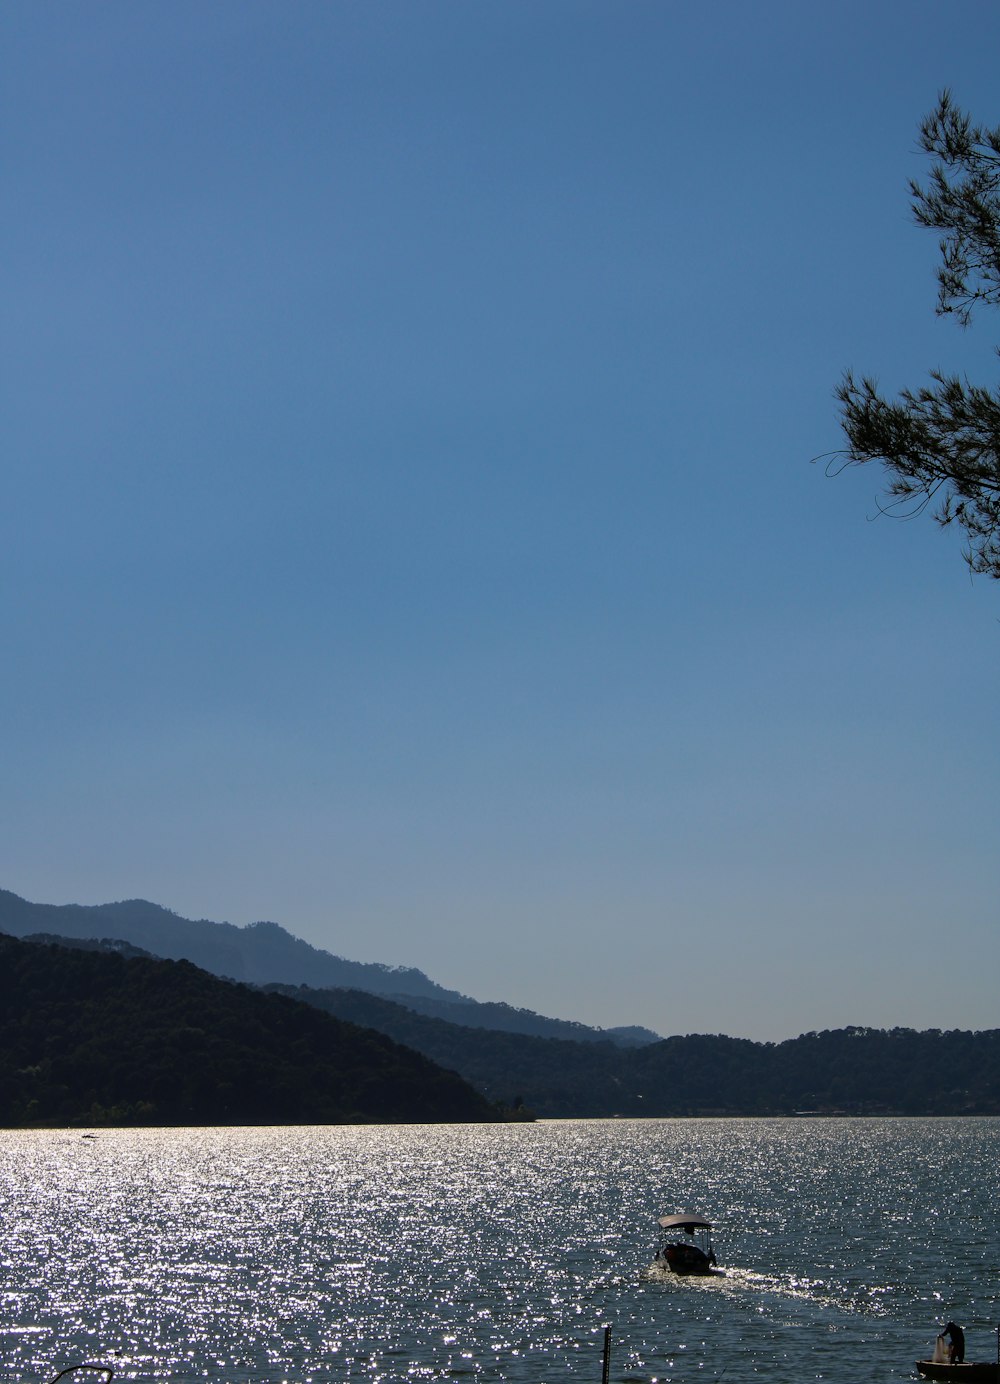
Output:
3,1,998,1043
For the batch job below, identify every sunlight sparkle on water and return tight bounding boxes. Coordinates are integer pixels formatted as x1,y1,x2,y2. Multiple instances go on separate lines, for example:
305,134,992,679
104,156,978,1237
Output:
0,1120,997,1382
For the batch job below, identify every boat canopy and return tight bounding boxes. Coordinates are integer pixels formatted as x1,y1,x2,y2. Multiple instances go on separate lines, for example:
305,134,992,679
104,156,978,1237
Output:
658,1214,713,1232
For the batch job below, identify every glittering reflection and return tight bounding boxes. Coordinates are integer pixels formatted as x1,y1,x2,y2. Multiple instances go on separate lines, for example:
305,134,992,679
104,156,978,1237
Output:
0,1119,997,1382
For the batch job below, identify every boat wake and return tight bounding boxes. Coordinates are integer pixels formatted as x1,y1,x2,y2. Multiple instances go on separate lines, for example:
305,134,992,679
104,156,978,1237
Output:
647,1260,894,1319
712,1264,896,1319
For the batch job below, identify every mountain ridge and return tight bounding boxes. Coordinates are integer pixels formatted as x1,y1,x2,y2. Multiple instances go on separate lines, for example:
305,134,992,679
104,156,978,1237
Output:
0,933,497,1127
0,888,471,999
8,928,999,1119
0,888,660,1047
264,981,1000,1116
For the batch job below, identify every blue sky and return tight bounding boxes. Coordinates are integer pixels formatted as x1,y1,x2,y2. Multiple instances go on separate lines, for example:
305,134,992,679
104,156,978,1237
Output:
3,1,998,1042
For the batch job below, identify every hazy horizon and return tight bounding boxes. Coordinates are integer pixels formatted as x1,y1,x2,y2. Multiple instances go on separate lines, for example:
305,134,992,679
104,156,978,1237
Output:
4,880,995,1045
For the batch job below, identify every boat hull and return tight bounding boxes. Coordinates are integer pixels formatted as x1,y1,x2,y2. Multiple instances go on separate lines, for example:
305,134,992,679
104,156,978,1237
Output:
916,1363,1000,1382
661,1243,717,1276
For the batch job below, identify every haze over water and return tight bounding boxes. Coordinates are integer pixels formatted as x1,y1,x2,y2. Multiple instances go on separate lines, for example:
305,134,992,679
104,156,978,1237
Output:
1,1119,997,1383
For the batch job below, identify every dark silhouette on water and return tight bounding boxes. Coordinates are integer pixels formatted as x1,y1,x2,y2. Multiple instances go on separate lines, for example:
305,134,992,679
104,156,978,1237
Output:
944,1323,966,1364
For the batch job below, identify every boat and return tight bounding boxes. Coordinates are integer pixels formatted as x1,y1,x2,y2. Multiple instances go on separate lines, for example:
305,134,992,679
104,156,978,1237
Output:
915,1364,999,1382
917,1327,1000,1382
654,1213,719,1275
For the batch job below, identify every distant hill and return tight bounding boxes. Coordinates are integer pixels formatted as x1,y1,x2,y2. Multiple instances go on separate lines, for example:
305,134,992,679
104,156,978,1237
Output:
7,931,998,1120
24,932,156,960
0,889,472,1000
0,934,496,1127
264,983,1000,1117
0,889,660,1047
605,1025,663,1047
264,982,618,1111
386,991,660,1046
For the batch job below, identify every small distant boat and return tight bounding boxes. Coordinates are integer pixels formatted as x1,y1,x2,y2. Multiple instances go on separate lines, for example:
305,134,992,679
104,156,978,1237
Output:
916,1364,999,1382
654,1213,719,1276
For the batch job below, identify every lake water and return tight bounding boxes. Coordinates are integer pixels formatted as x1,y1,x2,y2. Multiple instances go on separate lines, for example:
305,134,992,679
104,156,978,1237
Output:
1,1119,997,1384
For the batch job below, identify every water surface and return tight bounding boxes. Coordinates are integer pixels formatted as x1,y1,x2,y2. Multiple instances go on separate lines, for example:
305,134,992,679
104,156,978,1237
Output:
1,1118,996,1383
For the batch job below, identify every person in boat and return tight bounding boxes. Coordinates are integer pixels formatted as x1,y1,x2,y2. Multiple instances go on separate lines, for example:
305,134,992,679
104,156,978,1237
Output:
942,1322,965,1364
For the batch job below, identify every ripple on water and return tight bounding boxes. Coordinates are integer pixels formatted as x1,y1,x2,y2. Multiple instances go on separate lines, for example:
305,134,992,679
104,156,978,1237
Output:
0,1119,997,1382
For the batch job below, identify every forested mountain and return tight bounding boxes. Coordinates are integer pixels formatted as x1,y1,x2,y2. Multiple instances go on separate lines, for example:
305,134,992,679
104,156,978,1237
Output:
380,990,660,1045
3,931,997,1124
0,889,462,1000
5,896,998,1120
0,935,496,1127
266,982,1000,1117
0,889,659,1046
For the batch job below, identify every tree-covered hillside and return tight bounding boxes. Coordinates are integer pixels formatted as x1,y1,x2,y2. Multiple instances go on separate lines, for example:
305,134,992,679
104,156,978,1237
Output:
380,989,660,1045
267,983,1000,1117
0,935,496,1127
6,932,998,1124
